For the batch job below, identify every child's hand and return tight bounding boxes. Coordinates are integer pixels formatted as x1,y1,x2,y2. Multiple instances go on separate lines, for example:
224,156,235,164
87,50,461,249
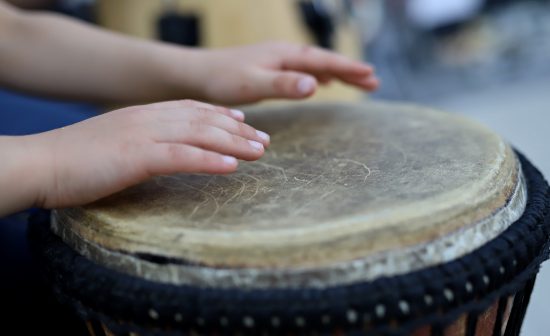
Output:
1,3,378,106
197,42,379,105
20,100,269,210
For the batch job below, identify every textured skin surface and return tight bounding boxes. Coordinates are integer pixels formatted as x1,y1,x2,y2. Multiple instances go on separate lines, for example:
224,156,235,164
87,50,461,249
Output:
53,101,522,283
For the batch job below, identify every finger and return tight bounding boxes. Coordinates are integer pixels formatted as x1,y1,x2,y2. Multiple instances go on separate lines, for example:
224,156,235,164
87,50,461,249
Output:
151,108,270,147
159,123,265,161
282,45,374,78
303,70,378,91
146,143,238,175
339,75,380,91
146,100,245,121
250,70,318,99
194,109,271,146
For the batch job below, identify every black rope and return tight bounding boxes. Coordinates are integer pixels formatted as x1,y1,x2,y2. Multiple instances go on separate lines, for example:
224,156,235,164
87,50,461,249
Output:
492,296,508,336
516,277,537,333
466,312,479,336
87,320,106,336
431,324,444,336
503,290,524,336
503,277,537,336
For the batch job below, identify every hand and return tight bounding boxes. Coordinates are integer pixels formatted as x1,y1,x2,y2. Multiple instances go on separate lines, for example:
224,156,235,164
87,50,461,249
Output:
196,41,379,105
21,100,269,210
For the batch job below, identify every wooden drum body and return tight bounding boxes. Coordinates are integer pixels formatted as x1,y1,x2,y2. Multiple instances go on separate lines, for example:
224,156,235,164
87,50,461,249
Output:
29,102,550,335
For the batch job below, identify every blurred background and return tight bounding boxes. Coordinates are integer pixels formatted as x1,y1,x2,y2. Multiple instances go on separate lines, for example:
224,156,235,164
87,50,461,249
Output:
1,0,549,334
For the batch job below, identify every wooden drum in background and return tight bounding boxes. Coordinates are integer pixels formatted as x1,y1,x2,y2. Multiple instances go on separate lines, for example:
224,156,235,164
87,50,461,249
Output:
29,102,550,335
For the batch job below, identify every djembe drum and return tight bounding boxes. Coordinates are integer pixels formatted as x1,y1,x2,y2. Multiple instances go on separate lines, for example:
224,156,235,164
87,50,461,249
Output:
29,102,550,336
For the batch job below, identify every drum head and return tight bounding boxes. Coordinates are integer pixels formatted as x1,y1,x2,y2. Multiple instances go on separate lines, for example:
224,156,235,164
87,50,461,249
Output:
52,101,525,288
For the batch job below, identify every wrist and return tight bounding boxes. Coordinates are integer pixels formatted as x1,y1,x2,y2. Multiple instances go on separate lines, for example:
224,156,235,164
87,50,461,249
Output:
153,44,213,101
0,134,52,216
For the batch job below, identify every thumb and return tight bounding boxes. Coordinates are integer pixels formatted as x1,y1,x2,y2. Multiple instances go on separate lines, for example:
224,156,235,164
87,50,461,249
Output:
250,70,318,99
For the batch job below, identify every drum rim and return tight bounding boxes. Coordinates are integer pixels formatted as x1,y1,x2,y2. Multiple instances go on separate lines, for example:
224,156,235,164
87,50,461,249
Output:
52,100,524,272
48,163,527,289
28,151,550,335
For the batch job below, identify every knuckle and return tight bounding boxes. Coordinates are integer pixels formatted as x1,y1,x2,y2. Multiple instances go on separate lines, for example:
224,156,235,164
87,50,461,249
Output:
216,106,231,115
191,110,211,124
300,44,314,55
180,99,197,106
242,123,257,138
236,121,251,136
196,106,213,115
165,143,183,162
187,119,205,134
229,133,244,147
268,40,293,50
199,150,218,166
273,74,291,93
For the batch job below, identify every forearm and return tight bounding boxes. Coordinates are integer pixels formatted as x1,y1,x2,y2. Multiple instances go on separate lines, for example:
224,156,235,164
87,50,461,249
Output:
0,135,48,216
0,2,208,104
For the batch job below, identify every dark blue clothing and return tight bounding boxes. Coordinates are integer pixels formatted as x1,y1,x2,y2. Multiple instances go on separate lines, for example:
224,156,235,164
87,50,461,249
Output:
1,89,97,335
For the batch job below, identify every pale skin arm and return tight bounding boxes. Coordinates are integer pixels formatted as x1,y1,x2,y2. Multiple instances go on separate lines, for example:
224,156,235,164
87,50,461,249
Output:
0,1,378,105
0,1,206,104
0,100,270,217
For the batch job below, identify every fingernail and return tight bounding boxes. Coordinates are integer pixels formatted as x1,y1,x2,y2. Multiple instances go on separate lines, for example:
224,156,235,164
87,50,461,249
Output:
297,77,316,95
248,140,264,151
223,155,238,165
230,109,245,120
256,130,270,143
